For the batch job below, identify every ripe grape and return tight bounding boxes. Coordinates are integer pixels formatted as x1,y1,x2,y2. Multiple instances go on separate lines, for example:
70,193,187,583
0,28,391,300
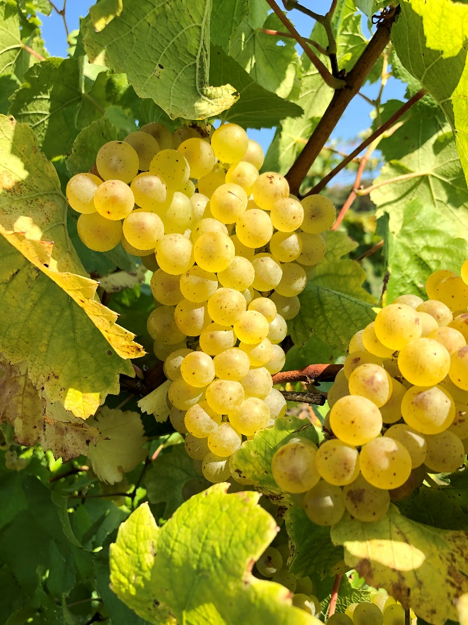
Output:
199,323,236,355
169,406,188,434
234,310,270,344
211,123,248,163
174,300,210,336
205,379,244,414
177,137,215,178
380,377,406,424
147,306,185,344
184,401,221,437
236,208,273,248
264,388,287,421
425,269,457,299
230,233,256,260
449,313,468,342
327,369,350,409
269,292,300,320
124,131,159,170
121,233,151,256
213,347,251,381
184,434,209,460
374,304,422,351
349,329,366,353
240,338,273,367
252,255,283,291
130,172,167,211
429,325,466,354
264,344,286,374
241,138,264,170
190,193,209,222
359,437,412,489
179,266,218,303
123,209,164,250
304,481,345,526
229,397,270,436
393,294,423,309
248,297,277,322
270,197,304,232
191,217,228,242
218,256,255,291
66,172,102,214
240,367,273,399
301,195,336,233
343,350,383,379
225,161,259,194
436,276,468,311
269,232,302,263
383,604,405,625
353,602,384,625
162,191,194,234
207,287,246,325
156,233,193,275
450,346,468,390
344,475,390,522
201,452,231,483
77,212,122,252
298,232,327,266
180,352,215,388
327,615,353,625
348,363,393,407
315,439,360,485
271,438,320,493
198,164,226,198
398,338,450,386
96,140,139,182
172,126,201,149
417,299,453,326
268,313,288,344
207,422,242,457
94,180,135,220
140,121,172,150
252,172,289,210
293,594,320,616
210,183,248,224
255,546,283,577
449,403,468,438
384,424,427,468
401,385,455,434
169,378,204,411
164,347,193,380
194,231,235,272
425,430,464,472
330,395,382,446
362,322,395,358
272,570,297,592
150,149,190,189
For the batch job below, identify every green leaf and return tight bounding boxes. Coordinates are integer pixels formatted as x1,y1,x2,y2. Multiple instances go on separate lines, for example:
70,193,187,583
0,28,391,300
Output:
66,115,117,177
138,99,181,132
110,488,321,624
289,231,376,350
9,57,107,159
211,46,303,129
145,444,207,518
90,0,123,32
285,335,345,371
397,485,468,531
263,117,318,175
0,74,20,115
312,574,372,617
355,0,386,18
0,472,28,531
0,115,143,418
82,0,238,121
331,505,468,625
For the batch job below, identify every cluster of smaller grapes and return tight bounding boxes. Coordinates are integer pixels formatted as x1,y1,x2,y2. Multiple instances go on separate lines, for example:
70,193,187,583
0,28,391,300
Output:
330,592,415,624
65,119,336,484
271,263,468,527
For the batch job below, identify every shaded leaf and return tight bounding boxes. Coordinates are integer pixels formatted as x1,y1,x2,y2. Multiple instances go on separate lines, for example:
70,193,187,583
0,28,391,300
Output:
90,0,123,32
66,114,117,177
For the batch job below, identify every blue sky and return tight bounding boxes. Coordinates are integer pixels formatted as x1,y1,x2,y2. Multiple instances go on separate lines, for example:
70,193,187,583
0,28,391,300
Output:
39,1,404,180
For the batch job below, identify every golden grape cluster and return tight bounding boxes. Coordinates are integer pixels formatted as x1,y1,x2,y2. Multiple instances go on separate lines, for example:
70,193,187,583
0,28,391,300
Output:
65,122,336,484
272,263,468,527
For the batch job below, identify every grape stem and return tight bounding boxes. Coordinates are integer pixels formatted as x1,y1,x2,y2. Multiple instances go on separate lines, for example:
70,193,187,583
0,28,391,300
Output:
259,28,328,55
272,363,342,385
281,391,326,405
405,608,411,625
356,239,384,262
328,574,342,617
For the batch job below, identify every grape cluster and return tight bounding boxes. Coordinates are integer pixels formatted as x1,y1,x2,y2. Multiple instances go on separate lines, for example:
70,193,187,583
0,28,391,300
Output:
331,592,416,624
66,121,336,484
272,263,468,526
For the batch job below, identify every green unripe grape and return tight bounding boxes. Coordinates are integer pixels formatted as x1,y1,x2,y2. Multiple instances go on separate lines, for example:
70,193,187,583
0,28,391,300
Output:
66,172,102,214
225,161,259,195
96,140,139,182
275,263,308,297
174,300,210,336
205,379,244,414
213,348,251,381
304,481,345,526
353,602,384,625
218,256,255,291
327,614,353,624
252,172,289,210
295,576,314,595
293,594,320,615
178,137,215,178
140,121,172,150
242,139,264,170
124,131,159,170
94,180,135,220
211,123,248,163
77,212,122,252
156,233,193,275
207,422,242,457
272,569,297,592
150,149,190,189
255,546,283,577
345,603,358,618
236,209,273,248
301,194,336,233
194,231,235,272
151,269,184,306
272,438,319,493
229,397,270,436
163,347,193,380
123,209,164,250
184,401,222,438
201,452,231,483
147,305,185,344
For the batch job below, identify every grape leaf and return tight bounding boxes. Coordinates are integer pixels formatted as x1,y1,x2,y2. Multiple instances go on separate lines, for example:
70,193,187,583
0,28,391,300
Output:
0,115,143,418
87,407,147,484
211,46,303,129
99,265,147,293
82,0,238,121
66,115,118,177
110,487,321,624
263,117,318,175
138,381,171,423
311,574,372,617
89,0,123,32
331,505,468,625
397,485,468,532
289,231,376,350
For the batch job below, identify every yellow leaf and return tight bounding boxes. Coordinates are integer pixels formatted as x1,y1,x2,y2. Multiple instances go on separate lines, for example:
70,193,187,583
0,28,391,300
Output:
138,380,171,422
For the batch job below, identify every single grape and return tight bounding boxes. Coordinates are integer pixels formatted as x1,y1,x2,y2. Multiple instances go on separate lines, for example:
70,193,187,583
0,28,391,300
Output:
162,191,194,234
230,234,256,260
169,406,188,434
164,347,193,380
268,314,288,344
172,126,201,149
264,388,287,421
392,294,423,309
383,603,405,625
301,195,336,233
344,475,390,522
398,338,450,386
179,266,218,303
180,351,215,388
130,172,167,211
241,139,264,170
184,434,209,460
255,546,284,578
298,232,327,266
213,347,251,381
374,304,422,351
240,338,273,367
229,397,270,436
240,367,273,399
360,437,412,489
362,322,395,358
269,292,300,320
174,300,210,336
348,363,393,407
270,231,302,263
201,452,231,483
217,256,255,291
185,401,222,437
264,344,286,374
425,269,457,299
401,385,455,434
211,123,248,163
198,164,226,198
424,430,464,472
210,182,248,224
252,172,289,210
417,299,453,326
304,481,345,526
327,614,353,625
429,325,466,354
140,121,172,150
293,594,320,616
177,137,215,178
94,180,135,220
207,288,246,326
77,212,122,252
236,208,273,248
66,172,102,214
272,438,319,493
121,233,151,256
345,603,358,619
150,148,190,189
295,576,315,596
349,329,366,353
190,193,209,222
147,306,186,344
343,350,383,379
153,338,187,362
96,140,139,182
169,378,204,411
124,131,159,170
194,231,235,272
353,602,384,625
207,422,242,457
270,197,304,232
380,377,406,424
123,209,164,250
156,233,193,275
440,375,468,403
450,346,468,390
191,217,228,242
272,569,297,593
384,424,427,468
327,369,350,409
199,323,236,355
205,379,244,414
316,439,360,485
248,297,277,323
252,255,283,291
234,310,270,344
436,276,468,312
330,395,382,446
225,161,259,195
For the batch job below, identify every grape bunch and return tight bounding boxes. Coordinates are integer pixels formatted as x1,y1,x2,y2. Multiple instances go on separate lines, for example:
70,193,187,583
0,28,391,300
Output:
330,592,416,624
272,263,468,526
65,121,336,484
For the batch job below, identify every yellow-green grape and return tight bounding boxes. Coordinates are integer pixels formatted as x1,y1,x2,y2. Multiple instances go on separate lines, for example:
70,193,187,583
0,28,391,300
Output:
194,231,235,272
180,351,215,388
211,123,248,162
140,121,172,150
450,346,468,390
327,369,350,409
440,375,468,403
178,178,196,198
162,191,194,234
392,294,424,309
349,329,366,353
383,604,405,625
179,266,218,303
236,208,273,248
265,344,286,374
153,338,187,362
213,348,251,381
268,313,288,344
191,217,228,242
293,594,321,616
343,350,383,379
348,363,393,407
201,452,230,483
327,614,353,625
382,358,401,379
172,126,201,149
207,422,242,457
401,385,455,434
199,322,236,355
198,164,226,198
304,481,345,526
462,259,468,285
449,313,468,344
94,180,135,220
210,183,248,224
264,388,287,421
362,322,395,358
240,367,273,399
330,395,382,446
177,137,215,178
270,232,302,263
272,570,297,593
384,424,427,468
174,300,210,336
344,474,390,522
425,429,464,472
252,172,289,210
240,338,273,367
169,406,188,434
298,233,326,266
184,433,209,460
150,149,190,189
316,439,360,486
225,161,259,195
374,304,422,351
122,209,164,250
147,305,185,344
275,263,307,297
217,256,255,291
66,173,102,214
248,298,277,323
96,140,139,182
164,348,193,380
243,287,256,304
242,138,264,170
417,299,453,326
156,233,193,275
229,397,270,436
229,234,255,261
252,255,283,291
124,131,159,170
301,194,336,233
398,338,450,386
190,193,209,222
207,287,247,325
295,577,315,596
234,310,270,344
184,401,221,437
380,377,406,424
168,378,204,411
353,602,384,625
437,275,468,312
270,197,304,232
255,546,283,577
371,592,396,612
272,438,319,493
360,437,412,489
418,311,440,337
77,213,122,252
121,234,151,256
130,172,167,211
449,403,468,438
425,269,457,299
206,379,244,414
